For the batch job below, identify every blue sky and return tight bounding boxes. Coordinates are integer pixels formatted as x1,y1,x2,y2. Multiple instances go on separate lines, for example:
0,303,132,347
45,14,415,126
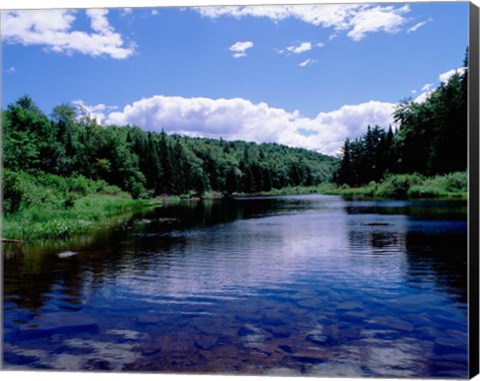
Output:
1,2,469,154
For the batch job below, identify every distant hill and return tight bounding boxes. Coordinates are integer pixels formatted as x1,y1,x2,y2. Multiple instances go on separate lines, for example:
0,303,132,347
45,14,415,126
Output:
3,96,338,198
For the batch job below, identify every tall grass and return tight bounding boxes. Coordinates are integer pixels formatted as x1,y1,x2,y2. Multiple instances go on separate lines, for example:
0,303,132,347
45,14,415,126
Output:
328,172,467,199
2,170,157,241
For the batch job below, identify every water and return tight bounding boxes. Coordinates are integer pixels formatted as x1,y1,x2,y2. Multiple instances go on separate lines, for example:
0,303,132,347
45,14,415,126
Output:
3,195,468,377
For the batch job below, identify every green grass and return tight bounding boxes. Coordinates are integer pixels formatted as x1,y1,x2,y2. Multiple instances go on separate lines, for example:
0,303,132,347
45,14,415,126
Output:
2,195,158,241
248,172,467,200
326,172,468,200
2,170,160,241
233,183,338,197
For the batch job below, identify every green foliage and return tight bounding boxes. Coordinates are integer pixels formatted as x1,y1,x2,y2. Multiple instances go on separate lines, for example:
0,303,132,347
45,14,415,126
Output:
3,97,338,203
336,51,467,186
330,172,467,199
3,195,154,240
2,169,125,215
376,173,424,198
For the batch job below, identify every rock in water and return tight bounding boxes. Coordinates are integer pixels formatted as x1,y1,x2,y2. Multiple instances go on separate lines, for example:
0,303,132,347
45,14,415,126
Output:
58,251,78,258
137,313,160,325
195,335,218,350
18,312,98,338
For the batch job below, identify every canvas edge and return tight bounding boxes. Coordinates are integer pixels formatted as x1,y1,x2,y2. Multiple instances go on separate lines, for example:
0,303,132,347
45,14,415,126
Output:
469,1,480,379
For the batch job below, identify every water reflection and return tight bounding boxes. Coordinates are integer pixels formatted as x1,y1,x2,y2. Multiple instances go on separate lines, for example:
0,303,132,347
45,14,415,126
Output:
3,195,468,377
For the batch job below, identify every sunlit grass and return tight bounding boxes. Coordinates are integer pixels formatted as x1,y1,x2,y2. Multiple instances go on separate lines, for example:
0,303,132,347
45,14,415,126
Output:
2,195,158,241
325,172,467,200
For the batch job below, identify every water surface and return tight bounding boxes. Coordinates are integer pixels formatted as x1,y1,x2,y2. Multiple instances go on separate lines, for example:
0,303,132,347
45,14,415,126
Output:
3,195,468,377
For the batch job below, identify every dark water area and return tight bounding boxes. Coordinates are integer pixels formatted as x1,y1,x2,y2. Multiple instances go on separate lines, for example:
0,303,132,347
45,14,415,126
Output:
3,195,468,377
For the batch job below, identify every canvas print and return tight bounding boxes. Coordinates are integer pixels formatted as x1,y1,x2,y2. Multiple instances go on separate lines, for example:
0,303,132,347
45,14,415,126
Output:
1,1,477,378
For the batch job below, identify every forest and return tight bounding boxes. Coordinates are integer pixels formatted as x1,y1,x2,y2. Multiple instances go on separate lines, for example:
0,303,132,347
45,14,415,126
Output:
336,53,468,188
1,52,469,239
2,96,337,208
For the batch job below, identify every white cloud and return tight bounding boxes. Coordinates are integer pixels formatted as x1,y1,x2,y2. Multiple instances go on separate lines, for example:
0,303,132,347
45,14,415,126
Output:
101,95,395,155
346,5,410,41
439,67,466,83
73,100,118,124
414,91,432,104
151,9,159,16
195,4,412,41
316,42,325,48
299,58,314,67
5,67,16,74
414,67,466,104
1,9,135,59
286,41,312,54
410,89,417,94
229,41,254,58
421,83,434,92
407,19,431,33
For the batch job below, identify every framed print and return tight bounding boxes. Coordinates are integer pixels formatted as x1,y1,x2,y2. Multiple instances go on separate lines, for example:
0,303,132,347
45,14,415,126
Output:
1,0,479,379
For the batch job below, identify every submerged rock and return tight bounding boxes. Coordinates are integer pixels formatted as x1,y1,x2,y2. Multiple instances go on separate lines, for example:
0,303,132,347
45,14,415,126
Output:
306,333,330,345
278,344,293,353
289,352,327,364
261,313,286,327
296,298,324,309
367,316,414,332
266,326,290,338
136,313,160,325
18,313,98,338
336,301,363,311
195,335,218,350
237,326,257,337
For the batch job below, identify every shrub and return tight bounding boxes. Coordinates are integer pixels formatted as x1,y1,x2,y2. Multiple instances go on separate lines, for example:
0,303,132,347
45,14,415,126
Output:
445,171,467,192
375,174,423,198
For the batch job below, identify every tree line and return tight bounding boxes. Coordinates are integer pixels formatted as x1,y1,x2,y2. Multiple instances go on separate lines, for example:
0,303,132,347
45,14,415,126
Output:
2,96,337,199
336,52,468,187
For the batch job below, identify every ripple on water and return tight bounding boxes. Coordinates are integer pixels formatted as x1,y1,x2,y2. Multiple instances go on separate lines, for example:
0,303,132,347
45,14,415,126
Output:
2,195,468,376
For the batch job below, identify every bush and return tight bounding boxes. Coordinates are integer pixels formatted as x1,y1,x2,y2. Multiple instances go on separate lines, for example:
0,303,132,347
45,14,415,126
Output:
2,170,127,215
375,174,423,198
445,171,467,192
407,186,443,199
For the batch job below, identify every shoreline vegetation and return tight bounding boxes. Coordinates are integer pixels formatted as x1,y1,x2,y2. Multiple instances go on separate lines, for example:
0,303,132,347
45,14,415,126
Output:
2,170,467,242
2,170,159,242
234,171,467,200
1,53,468,242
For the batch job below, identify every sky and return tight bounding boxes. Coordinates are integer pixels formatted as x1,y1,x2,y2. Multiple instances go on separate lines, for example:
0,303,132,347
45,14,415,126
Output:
1,1,469,155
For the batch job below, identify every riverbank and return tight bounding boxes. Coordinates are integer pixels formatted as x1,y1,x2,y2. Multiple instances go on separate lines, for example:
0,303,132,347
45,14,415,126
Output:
239,172,467,200
2,170,160,241
325,172,467,200
3,171,467,241
2,195,159,241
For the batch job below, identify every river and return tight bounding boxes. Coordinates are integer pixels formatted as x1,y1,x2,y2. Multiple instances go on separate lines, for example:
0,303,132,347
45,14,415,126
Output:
3,195,468,377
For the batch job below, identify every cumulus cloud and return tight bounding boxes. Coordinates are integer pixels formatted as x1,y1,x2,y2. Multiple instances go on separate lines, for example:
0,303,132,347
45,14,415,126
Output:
346,5,410,41
229,41,254,58
121,8,133,16
286,42,312,54
99,95,395,155
414,67,466,104
421,83,434,92
414,91,432,104
73,100,118,124
1,9,135,59
439,67,466,83
195,4,414,41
